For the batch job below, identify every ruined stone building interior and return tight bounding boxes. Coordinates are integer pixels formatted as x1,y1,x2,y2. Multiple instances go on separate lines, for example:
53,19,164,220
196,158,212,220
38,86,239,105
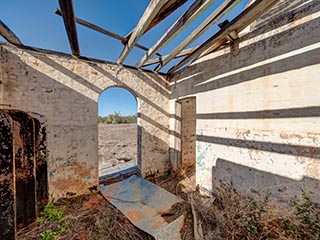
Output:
1,0,319,239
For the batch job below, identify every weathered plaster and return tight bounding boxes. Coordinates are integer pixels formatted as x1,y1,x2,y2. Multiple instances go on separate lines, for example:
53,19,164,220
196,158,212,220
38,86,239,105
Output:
0,44,170,199
170,0,320,200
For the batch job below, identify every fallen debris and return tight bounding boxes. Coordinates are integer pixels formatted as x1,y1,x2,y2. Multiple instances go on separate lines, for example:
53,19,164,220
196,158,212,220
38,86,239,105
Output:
100,175,185,239
17,174,320,240
190,195,204,240
17,193,153,240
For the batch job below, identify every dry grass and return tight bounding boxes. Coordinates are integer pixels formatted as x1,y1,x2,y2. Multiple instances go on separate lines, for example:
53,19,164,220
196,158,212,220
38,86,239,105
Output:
17,193,153,240
156,175,320,240
189,187,320,240
17,175,320,240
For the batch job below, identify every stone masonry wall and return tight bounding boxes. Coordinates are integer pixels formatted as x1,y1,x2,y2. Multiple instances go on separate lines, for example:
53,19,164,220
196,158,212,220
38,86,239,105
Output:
0,44,170,199
170,0,320,201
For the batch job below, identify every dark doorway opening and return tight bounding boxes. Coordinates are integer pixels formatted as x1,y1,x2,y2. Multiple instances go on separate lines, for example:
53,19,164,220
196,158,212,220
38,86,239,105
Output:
0,110,48,240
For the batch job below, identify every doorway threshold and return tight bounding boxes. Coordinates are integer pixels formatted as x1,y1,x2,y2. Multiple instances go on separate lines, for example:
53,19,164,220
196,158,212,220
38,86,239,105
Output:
99,164,138,186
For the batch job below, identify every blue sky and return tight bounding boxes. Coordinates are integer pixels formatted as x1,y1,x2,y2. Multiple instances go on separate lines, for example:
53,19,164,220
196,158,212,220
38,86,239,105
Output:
0,0,248,116
98,88,137,116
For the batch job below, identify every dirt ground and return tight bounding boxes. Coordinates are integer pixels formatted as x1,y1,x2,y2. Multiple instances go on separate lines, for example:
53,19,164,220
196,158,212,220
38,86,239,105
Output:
98,123,137,173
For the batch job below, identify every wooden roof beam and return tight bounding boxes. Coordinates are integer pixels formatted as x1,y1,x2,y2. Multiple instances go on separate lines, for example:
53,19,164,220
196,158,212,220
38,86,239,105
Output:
167,0,281,75
142,46,198,67
136,0,216,68
117,0,168,64
58,0,80,57
0,20,22,45
125,0,187,39
154,0,239,72
55,8,161,57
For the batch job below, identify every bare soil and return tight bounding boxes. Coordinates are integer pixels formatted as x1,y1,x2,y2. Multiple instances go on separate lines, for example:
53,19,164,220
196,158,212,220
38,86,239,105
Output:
98,123,137,173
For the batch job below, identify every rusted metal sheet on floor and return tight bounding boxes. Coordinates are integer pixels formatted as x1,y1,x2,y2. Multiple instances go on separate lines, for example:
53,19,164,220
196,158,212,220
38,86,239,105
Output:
99,175,184,239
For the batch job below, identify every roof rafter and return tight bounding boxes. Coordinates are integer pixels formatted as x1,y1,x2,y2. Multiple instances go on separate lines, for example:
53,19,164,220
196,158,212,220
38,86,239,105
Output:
142,46,198,67
136,0,216,68
58,0,80,57
155,0,239,72
167,0,281,75
117,0,168,64
55,8,162,57
125,0,188,39
0,20,22,45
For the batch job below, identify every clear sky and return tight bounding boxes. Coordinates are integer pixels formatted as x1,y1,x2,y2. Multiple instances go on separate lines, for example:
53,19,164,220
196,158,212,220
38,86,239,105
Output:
98,88,137,116
0,0,248,116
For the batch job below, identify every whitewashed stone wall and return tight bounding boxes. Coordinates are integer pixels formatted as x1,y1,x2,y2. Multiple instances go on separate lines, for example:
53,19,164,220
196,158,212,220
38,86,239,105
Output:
170,0,320,200
0,44,170,199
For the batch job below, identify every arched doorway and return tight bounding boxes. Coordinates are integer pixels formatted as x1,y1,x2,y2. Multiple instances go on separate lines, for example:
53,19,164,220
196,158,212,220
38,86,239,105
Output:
98,87,138,178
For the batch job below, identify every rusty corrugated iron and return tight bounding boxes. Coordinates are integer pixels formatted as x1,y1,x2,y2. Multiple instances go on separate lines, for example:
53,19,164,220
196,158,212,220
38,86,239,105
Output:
100,175,184,239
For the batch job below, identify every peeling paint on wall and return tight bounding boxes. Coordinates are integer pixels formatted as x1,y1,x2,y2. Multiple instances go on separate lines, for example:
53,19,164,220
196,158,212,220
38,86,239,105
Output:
0,43,171,199
171,0,320,201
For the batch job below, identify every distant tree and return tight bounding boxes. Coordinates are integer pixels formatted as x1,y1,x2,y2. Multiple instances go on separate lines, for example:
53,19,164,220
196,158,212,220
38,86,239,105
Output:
98,111,136,124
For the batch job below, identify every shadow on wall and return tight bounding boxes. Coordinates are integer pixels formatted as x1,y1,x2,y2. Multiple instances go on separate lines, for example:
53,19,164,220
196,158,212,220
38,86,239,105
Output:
137,125,172,176
212,158,320,203
1,47,99,198
1,45,179,182
197,134,320,159
171,0,320,98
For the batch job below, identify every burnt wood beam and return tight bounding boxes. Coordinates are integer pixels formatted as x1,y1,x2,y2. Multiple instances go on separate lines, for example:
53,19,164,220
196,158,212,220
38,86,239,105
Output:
58,0,80,57
0,20,22,45
167,0,281,75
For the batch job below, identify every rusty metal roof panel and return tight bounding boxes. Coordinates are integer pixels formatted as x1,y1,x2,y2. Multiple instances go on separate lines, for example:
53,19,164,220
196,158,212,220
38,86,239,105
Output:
99,175,184,239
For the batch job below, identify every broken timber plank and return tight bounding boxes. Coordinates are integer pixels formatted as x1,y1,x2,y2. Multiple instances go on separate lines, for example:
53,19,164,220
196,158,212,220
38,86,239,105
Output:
190,195,204,240
167,0,281,74
55,9,162,57
58,0,80,57
155,0,239,72
136,0,216,68
0,20,22,45
117,0,168,64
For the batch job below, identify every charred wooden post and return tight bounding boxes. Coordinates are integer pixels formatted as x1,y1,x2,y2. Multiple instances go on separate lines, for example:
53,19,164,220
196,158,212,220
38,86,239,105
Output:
0,111,48,240
0,112,15,240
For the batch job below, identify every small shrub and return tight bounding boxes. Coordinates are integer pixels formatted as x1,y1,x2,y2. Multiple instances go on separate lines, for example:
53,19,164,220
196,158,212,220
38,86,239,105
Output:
43,202,63,221
39,230,56,240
